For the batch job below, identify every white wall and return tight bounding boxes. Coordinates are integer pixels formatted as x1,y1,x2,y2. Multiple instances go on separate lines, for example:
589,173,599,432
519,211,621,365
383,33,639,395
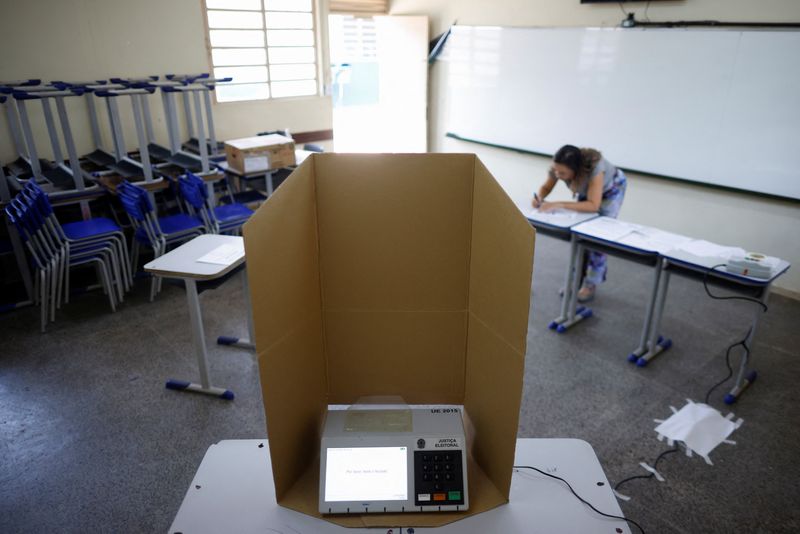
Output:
390,0,800,296
0,0,333,163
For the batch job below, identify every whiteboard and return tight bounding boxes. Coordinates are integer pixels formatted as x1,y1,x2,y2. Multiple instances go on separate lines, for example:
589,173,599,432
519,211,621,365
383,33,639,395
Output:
440,26,800,200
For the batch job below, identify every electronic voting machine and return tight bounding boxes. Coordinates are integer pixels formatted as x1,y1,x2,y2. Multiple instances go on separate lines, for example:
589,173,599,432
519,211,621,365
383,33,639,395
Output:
319,407,469,514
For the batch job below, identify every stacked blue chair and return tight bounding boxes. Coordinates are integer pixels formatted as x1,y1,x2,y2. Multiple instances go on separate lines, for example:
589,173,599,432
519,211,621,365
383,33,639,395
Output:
117,180,205,300
5,184,121,332
178,172,253,235
21,181,131,304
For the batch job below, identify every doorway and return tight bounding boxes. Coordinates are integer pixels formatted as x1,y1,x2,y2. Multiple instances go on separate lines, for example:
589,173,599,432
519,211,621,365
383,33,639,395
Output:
328,15,428,152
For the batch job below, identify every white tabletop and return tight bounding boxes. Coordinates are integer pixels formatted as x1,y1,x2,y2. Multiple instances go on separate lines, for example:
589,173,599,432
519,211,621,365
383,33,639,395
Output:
144,235,244,280
571,216,663,254
170,438,630,534
662,248,791,286
568,217,790,285
523,208,598,230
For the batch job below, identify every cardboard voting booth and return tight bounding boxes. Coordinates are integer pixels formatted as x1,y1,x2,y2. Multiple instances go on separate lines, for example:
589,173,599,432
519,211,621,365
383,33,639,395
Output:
243,153,535,527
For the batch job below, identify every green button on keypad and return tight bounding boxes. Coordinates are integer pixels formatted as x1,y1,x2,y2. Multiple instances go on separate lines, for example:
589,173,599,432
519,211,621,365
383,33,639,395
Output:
448,491,461,500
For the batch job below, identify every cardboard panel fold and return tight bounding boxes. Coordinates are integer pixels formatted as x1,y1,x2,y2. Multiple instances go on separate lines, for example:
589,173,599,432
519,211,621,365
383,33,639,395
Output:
244,160,322,352
244,157,327,499
469,158,536,354
463,314,527,500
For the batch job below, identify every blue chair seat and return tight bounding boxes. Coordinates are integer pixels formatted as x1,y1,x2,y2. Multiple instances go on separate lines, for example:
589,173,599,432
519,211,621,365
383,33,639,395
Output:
214,203,254,223
61,217,121,240
134,214,203,242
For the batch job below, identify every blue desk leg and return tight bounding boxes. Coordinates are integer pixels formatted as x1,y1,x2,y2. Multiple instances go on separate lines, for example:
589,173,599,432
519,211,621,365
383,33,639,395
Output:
167,278,234,400
636,261,673,367
217,267,256,351
553,240,593,333
724,287,769,404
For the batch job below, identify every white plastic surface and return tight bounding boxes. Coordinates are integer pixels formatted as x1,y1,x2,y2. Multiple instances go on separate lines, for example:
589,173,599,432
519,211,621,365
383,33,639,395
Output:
144,235,244,280
169,438,631,533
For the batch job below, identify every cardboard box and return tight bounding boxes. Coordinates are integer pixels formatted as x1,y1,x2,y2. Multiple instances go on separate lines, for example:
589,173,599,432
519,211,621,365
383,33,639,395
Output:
243,153,536,528
224,134,296,174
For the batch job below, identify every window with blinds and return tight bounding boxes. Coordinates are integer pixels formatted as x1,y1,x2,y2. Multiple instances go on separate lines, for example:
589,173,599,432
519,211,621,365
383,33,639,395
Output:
204,0,319,102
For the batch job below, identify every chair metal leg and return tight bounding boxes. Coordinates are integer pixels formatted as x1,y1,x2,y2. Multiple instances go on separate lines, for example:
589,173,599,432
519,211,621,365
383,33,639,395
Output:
131,241,140,276
96,259,116,312
39,269,47,333
49,257,59,322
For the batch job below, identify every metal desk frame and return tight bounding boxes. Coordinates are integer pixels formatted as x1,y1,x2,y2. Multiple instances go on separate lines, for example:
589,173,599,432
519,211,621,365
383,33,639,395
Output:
638,254,791,403
525,211,598,333
144,235,256,400
553,216,791,404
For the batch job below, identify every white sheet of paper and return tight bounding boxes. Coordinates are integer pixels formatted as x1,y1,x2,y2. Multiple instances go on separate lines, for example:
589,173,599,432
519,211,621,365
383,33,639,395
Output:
524,207,579,224
677,239,746,260
576,217,637,242
196,243,243,266
618,228,693,253
654,402,737,458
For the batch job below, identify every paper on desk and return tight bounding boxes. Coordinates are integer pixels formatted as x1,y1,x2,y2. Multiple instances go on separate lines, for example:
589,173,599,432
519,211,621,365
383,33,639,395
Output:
618,228,692,253
654,401,740,460
577,217,636,241
524,207,579,222
196,243,243,265
677,239,746,260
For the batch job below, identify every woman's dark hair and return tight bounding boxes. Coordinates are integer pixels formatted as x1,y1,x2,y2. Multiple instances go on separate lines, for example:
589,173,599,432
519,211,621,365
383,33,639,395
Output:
553,145,583,176
552,145,602,194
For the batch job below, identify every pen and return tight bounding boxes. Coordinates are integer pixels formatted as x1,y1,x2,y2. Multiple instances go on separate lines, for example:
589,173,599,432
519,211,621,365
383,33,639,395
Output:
534,193,541,206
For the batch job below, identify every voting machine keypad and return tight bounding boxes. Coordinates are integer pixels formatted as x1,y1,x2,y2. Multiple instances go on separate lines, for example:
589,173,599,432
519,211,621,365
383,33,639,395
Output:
413,451,465,506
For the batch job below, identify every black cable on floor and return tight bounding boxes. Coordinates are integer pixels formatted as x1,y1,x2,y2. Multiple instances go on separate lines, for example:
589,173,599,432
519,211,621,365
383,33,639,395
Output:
701,263,765,404
613,446,679,493
514,465,645,534
703,328,752,404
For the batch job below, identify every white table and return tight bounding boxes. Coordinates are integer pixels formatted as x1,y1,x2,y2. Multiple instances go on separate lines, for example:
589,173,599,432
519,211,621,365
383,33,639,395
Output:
170,438,631,533
144,234,254,400
560,217,791,403
524,209,598,333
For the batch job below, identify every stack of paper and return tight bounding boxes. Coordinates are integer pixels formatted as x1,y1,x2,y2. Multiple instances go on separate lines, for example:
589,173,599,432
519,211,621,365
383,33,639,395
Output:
618,228,693,253
575,217,638,241
197,243,244,265
524,207,579,222
676,239,746,260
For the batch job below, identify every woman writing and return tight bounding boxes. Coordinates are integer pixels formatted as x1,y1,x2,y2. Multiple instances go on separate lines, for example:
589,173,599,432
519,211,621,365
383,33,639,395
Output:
532,145,627,302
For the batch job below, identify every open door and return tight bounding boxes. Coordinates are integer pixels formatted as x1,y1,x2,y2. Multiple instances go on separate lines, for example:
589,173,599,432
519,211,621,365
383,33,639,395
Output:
329,15,428,152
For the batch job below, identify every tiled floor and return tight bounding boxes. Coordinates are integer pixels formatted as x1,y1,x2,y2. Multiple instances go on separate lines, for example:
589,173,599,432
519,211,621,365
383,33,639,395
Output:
1,234,798,533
